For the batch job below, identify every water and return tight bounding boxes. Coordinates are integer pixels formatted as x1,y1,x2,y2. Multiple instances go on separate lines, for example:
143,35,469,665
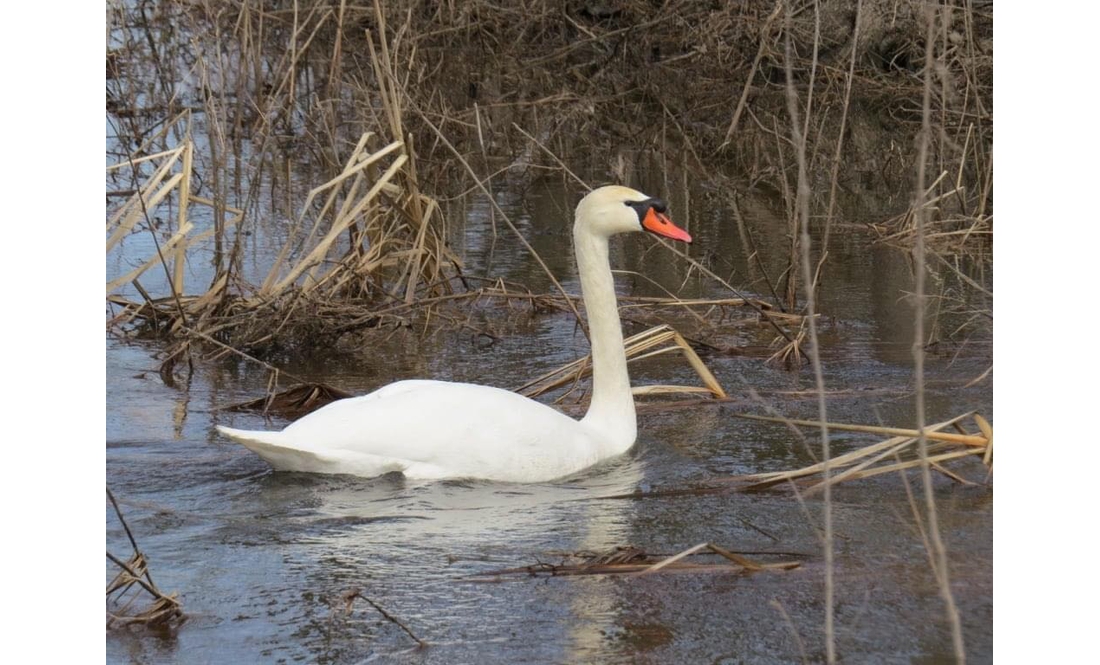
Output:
107,172,992,663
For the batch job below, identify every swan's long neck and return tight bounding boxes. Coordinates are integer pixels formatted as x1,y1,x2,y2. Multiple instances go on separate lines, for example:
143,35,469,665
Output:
574,222,636,453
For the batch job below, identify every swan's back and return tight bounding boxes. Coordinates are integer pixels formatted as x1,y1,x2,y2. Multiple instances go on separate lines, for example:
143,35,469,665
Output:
218,380,608,482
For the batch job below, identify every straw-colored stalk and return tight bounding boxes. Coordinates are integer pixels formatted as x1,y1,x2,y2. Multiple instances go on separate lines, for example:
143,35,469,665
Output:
480,543,799,579
106,139,243,296
516,324,727,401
783,5,834,657
913,8,967,660
253,130,453,304
107,489,183,629
635,542,798,576
723,411,990,494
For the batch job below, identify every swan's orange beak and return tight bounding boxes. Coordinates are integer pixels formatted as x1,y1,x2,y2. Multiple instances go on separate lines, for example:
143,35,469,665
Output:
642,207,692,243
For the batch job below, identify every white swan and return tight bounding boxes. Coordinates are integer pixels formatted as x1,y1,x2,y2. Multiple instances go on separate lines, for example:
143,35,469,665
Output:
217,185,693,482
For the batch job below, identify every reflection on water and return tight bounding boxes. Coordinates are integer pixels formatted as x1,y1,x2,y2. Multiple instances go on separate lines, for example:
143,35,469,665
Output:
107,173,991,663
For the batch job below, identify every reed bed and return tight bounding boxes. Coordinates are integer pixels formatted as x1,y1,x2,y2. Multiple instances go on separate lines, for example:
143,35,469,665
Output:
107,127,455,346
107,0,992,365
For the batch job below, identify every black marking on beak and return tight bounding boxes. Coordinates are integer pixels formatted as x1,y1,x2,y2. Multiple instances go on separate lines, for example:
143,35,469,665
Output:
625,197,668,222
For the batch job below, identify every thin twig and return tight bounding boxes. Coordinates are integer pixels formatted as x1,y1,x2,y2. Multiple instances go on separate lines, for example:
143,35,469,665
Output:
914,7,967,661
345,590,426,647
783,7,834,660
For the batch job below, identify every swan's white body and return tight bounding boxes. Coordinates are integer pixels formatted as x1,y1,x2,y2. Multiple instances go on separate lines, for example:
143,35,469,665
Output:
218,381,615,482
217,186,691,482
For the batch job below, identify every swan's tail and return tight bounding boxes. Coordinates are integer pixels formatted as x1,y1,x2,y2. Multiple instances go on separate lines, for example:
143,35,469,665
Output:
216,426,338,473
215,425,408,477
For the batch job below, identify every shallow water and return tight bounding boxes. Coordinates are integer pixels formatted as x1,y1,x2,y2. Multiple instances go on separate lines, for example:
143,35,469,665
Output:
107,168,992,663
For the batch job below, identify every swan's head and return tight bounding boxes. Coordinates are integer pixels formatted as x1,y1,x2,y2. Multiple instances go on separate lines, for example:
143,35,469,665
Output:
574,185,692,244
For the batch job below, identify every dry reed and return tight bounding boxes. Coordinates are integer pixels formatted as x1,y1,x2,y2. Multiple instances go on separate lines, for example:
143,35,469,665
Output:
108,0,991,363
476,543,800,579
106,488,184,630
516,323,727,402
721,411,992,493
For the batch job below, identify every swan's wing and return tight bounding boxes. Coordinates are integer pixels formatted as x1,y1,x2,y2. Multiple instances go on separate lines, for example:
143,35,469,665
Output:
273,380,601,481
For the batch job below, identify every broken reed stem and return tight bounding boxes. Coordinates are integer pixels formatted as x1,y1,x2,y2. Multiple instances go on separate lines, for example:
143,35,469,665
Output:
719,412,984,489
106,550,164,601
821,0,862,260
635,542,710,575
719,0,785,149
783,6,834,661
107,488,144,575
119,147,190,327
512,123,591,191
346,590,426,647
107,487,183,628
412,108,588,336
801,0,820,148
634,542,794,576
913,6,967,661
516,324,726,400
726,412,987,447
771,598,812,665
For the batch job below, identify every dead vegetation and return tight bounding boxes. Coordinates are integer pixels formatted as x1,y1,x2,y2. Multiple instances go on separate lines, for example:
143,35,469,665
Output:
107,0,991,370
517,323,728,402
595,410,992,501
475,543,801,579
330,588,426,648
723,411,992,492
106,488,184,630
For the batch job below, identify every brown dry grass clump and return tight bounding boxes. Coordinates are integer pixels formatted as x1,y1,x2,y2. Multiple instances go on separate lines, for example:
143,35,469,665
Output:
107,0,991,367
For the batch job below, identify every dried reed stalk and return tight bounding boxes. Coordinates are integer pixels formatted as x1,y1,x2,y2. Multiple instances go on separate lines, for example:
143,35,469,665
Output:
478,543,799,579
515,324,727,401
913,7,967,660
722,411,990,494
106,488,183,629
783,5,835,658
727,412,991,448
107,138,243,296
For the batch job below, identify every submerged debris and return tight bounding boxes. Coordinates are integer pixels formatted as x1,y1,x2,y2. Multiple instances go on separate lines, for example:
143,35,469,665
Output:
475,543,801,579
332,588,426,648
222,383,354,419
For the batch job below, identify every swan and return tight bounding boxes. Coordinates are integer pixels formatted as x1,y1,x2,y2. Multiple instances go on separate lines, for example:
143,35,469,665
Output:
216,185,693,482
